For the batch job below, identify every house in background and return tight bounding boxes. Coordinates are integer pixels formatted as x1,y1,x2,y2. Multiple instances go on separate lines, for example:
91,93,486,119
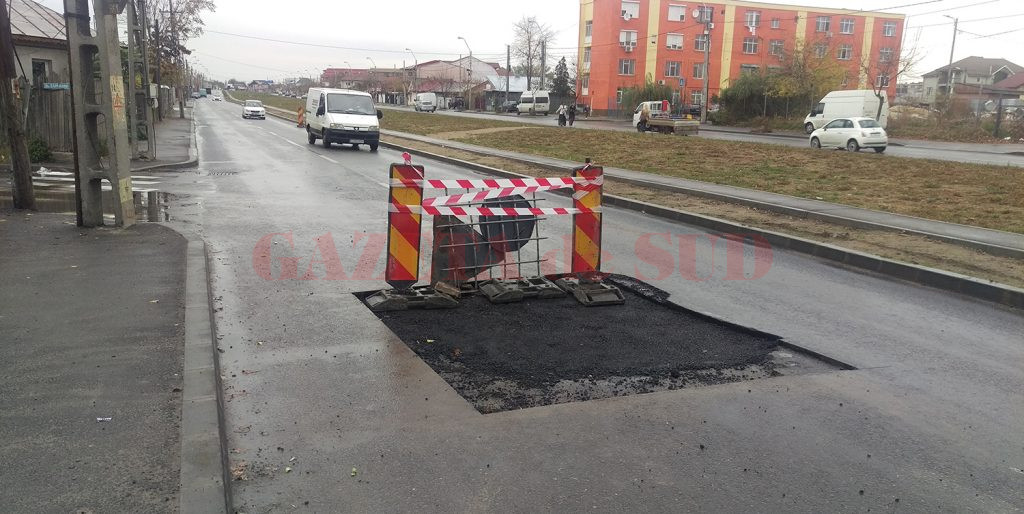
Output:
9,0,68,86
920,56,1023,106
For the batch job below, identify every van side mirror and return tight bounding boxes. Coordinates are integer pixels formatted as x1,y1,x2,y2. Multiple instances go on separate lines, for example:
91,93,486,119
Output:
377,109,383,119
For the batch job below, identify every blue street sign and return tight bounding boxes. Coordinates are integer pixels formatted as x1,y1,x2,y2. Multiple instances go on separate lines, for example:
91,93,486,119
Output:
43,83,70,90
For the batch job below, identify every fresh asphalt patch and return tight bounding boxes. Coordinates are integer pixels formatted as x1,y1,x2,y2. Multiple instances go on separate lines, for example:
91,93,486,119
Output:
360,275,847,413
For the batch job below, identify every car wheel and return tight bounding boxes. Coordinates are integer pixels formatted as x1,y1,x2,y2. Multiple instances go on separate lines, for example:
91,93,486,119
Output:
874,147,886,154
322,139,331,149
804,123,815,134
847,139,860,152
810,137,821,149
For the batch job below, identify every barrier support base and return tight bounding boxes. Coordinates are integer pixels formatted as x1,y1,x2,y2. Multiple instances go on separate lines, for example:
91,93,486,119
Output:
555,277,626,307
365,287,459,312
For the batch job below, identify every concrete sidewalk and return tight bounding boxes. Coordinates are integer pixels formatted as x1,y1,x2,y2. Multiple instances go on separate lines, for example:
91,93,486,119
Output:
382,129,1024,257
0,211,187,513
132,105,198,172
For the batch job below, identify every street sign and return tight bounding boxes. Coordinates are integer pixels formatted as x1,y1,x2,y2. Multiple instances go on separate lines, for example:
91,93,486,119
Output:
679,78,685,87
43,82,70,90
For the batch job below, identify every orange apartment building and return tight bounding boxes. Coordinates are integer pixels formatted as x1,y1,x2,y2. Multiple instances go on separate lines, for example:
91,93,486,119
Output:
577,0,905,114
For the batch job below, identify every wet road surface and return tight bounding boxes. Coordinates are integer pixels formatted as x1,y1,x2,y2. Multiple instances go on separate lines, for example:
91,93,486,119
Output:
160,100,1024,512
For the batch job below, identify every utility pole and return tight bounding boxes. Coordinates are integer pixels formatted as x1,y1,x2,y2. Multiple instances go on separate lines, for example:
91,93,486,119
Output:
506,44,511,104
169,0,184,118
699,4,712,124
458,37,473,110
943,15,958,101
153,14,162,121
0,0,35,209
540,40,547,90
127,0,156,159
65,0,137,227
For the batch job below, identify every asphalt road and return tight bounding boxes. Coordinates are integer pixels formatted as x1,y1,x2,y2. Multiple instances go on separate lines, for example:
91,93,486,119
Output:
165,99,1024,512
385,105,1024,167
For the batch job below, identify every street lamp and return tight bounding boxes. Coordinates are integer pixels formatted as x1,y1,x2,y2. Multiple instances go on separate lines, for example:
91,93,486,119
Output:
457,36,473,109
406,48,418,100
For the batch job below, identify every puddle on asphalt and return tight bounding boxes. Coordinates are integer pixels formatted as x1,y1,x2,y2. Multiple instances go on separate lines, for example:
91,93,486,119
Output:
358,275,853,414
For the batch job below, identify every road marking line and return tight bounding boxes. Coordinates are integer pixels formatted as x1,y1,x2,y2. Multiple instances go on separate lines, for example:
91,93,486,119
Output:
318,154,339,164
285,140,303,148
268,131,279,136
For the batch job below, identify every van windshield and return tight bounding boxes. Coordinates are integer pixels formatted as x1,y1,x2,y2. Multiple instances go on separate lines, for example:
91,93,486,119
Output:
326,94,375,115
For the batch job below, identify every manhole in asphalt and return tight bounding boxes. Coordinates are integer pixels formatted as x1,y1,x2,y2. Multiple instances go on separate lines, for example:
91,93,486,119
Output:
359,275,852,414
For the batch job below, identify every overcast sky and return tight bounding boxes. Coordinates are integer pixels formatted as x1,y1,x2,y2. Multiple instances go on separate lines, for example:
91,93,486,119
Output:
35,0,1024,82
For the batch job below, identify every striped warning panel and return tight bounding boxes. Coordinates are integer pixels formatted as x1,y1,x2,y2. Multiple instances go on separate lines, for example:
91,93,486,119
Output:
391,177,599,189
385,164,425,289
571,165,603,274
418,205,585,216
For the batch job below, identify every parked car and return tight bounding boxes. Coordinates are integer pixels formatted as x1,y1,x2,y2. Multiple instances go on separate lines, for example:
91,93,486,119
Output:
809,116,887,153
211,96,223,102
500,100,519,112
191,92,201,99
804,89,889,134
242,100,266,120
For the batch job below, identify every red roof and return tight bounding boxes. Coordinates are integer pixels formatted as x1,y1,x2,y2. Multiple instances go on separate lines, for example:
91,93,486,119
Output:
992,73,1024,90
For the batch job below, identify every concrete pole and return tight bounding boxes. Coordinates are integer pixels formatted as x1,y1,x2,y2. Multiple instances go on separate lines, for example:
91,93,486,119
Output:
506,44,511,104
944,16,958,100
540,40,547,89
700,6,712,124
65,0,137,227
0,0,36,210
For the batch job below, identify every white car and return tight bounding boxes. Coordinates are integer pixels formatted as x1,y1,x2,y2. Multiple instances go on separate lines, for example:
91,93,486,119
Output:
242,100,266,120
211,96,223,102
809,116,887,153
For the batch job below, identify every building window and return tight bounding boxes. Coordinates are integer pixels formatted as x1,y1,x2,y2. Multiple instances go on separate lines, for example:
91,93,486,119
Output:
584,21,592,44
840,18,854,34
697,5,713,23
879,47,894,63
816,16,830,32
814,44,827,58
616,87,625,104
769,39,784,56
31,59,50,86
691,90,704,106
742,37,759,54
621,1,640,20
876,74,890,88
837,44,852,60
619,58,636,76
740,64,760,75
767,65,782,74
666,61,681,77
745,10,761,27
692,62,705,79
668,4,686,22
695,34,708,51
883,21,897,37
582,75,590,96
666,33,683,49
771,18,780,29
583,47,591,72
620,30,638,50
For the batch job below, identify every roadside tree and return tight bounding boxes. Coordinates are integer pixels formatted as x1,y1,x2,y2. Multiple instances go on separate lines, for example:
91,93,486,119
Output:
512,16,554,91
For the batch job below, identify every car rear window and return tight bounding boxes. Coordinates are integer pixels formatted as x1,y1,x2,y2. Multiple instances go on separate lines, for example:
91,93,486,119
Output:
858,119,881,128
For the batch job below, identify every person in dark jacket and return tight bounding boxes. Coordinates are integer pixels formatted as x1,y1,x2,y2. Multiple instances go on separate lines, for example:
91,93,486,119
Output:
567,104,577,126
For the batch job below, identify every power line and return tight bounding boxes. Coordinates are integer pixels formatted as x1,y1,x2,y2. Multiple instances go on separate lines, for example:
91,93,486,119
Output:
907,12,1024,28
970,26,1024,38
203,29,509,58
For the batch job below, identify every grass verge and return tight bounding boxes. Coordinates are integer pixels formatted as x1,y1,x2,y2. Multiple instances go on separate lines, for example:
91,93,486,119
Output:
385,134,1024,288
381,110,1024,234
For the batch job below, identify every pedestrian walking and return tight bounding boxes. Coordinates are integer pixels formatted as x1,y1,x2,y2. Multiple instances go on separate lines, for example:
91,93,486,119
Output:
557,104,567,127
567,104,577,126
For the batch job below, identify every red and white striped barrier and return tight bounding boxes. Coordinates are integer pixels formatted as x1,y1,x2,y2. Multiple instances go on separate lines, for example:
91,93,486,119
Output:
391,176,600,190
390,204,588,216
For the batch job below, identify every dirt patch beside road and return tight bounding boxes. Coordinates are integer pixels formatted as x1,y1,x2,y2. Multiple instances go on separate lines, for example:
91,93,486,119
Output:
385,135,1024,289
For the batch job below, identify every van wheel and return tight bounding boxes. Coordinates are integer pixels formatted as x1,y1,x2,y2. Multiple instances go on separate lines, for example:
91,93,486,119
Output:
847,139,860,152
322,139,331,149
370,143,379,152
810,137,821,149
637,123,646,133
874,147,886,154
307,130,316,145
804,123,815,134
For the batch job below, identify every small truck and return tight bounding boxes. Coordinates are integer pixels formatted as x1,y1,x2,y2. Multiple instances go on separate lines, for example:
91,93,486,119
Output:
632,100,700,136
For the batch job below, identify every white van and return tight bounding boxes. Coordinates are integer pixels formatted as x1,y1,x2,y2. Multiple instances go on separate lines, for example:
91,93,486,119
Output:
517,90,550,115
632,100,669,130
804,89,888,134
414,92,437,112
306,88,382,151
